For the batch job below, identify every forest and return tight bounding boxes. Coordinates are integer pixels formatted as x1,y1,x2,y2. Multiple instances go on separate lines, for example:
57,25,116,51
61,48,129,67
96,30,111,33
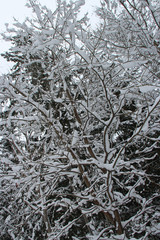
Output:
0,0,160,239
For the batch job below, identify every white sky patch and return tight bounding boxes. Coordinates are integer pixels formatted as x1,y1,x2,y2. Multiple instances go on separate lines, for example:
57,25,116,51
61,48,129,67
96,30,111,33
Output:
0,0,101,74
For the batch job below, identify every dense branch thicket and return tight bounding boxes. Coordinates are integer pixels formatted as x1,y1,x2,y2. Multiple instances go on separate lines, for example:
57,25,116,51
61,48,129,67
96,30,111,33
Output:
0,0,160,239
